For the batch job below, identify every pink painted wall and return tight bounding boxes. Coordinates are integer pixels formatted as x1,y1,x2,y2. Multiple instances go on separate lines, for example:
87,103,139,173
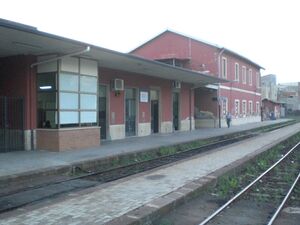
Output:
221,52,260,93
132,31,191,61
180,83,194,120
99,67,194,126
132,30,262,119
132,31,219,76
220,88,261,116
0,55,37,129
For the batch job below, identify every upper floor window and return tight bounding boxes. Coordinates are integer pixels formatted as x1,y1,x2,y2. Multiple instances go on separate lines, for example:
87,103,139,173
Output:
157,58,184,67
235,63,239,81
256,72,260,88
222,57,227,78
256,102,260,114
242,66,247,84
249,69,252,86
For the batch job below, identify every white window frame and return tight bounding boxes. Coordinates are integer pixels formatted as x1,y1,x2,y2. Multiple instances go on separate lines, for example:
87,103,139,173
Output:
242,66,246,84
222,57,227,78
249,101,253,115
235,63,239,81
222,98,228,116
256,101,260,114
242,100,247,115
249,69,252,86
256,72,260,88
234,99,240,116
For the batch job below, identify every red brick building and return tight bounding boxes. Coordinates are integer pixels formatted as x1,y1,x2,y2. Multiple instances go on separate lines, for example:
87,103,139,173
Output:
262,98,282,120
0,20,224,152
131,31,264,127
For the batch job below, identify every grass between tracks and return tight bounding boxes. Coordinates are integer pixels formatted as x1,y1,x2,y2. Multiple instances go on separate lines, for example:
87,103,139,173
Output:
214,131,300,200
72,120,296,176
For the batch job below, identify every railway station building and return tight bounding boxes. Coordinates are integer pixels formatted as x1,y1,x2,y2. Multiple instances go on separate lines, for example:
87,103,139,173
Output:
131,30,264,128
0,19,225,152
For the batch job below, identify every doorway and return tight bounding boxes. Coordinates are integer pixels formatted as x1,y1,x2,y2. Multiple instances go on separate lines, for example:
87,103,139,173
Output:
173,92,179,131
99,85,107,139
125,88,136,137
150,90,159,133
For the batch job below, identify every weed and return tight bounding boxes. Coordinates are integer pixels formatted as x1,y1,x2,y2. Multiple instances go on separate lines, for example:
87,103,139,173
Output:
158,218,174,225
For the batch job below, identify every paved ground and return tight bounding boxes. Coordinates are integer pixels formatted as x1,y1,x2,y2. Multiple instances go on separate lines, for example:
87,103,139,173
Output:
0,121,299,225
0,119,290,180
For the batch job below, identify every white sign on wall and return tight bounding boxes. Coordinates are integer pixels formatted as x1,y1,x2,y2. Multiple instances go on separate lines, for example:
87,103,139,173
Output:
140,91,149,103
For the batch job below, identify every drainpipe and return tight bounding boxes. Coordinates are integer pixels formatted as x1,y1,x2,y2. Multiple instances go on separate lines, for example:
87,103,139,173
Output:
217,48,225,128
30,46,90,68
189,87,192,131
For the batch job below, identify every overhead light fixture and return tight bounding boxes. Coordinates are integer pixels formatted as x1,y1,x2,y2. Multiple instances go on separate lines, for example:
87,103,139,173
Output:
39,86,52,90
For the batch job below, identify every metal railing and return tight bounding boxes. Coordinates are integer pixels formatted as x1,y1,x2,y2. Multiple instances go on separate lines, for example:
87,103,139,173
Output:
198,141,300,225
0,96,24,152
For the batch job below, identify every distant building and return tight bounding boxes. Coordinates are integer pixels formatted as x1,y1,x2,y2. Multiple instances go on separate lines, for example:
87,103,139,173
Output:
277,82,300,112
261,74,278,101
262,99,282,120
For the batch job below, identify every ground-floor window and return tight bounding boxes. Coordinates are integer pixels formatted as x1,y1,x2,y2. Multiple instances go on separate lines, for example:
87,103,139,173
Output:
234,100,240,116
37,72,58,128
242,100,247,115
249,101,253,115
256,101,260,114
222,98,228,116
37,72,98,128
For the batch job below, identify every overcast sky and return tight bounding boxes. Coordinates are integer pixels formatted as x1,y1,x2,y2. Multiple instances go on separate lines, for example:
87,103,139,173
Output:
1,0,299,84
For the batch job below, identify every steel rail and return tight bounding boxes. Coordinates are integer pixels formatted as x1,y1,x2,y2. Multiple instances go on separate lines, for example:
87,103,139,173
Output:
0,133,255,201
198,141,300,225
267,171,300,225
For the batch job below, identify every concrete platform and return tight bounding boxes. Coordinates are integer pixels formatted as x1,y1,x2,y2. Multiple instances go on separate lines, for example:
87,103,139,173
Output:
0,119,292,181
0,121,299,225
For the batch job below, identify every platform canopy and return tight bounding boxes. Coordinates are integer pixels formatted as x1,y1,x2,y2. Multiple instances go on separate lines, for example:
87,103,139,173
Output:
0,19,227,87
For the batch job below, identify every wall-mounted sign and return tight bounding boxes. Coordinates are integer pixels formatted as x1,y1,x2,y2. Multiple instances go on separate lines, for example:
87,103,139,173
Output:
140,90,149,103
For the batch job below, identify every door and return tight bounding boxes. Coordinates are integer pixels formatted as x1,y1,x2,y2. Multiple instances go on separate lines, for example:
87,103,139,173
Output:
99,85,107,139
125,88,136,137
150,90,159,133
173,92,179,131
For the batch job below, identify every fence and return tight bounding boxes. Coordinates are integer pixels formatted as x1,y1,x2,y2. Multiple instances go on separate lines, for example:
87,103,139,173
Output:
0,96,24,152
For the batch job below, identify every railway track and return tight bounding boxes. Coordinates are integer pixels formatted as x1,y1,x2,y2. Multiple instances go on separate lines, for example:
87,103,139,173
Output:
0,132,257,213
0,121,295,214
198,141,300,225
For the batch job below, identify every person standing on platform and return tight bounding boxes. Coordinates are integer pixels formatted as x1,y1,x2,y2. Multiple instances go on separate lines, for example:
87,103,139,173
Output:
226,112,232,128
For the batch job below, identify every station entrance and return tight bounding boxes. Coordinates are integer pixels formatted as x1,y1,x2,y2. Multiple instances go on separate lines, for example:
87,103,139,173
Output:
150,90,159,133
125,88,137,137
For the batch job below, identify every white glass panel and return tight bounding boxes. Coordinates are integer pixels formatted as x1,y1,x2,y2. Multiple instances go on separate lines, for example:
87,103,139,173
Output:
80,59,98,76
60,92,78,109
81,111,97,123
59,73,78,91
80,76,97,93
80,94,97,110
61,57,79,73
60,111,79,124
